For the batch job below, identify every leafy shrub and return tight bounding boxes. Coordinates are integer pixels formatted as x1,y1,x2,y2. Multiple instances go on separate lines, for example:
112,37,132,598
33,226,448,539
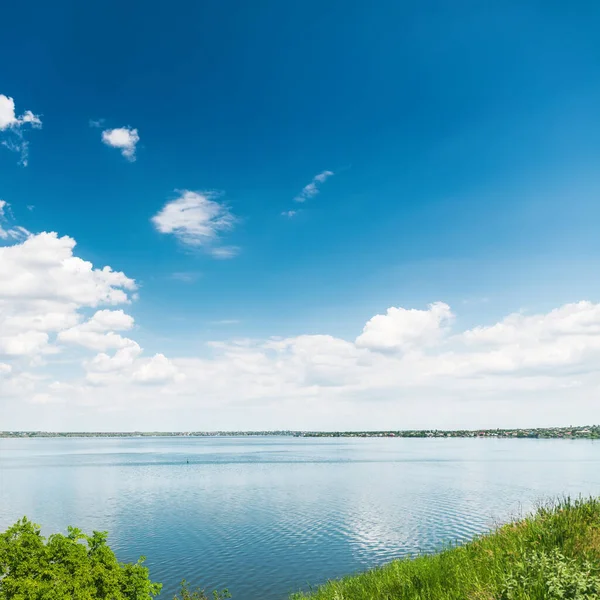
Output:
174,580,231,600
0,517,161,599
500,548,600,600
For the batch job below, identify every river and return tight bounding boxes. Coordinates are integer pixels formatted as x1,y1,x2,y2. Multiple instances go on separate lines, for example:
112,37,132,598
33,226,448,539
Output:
1,436,599,599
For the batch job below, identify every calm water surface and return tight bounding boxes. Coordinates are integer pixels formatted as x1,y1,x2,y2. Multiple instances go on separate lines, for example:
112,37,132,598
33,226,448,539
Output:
1,437,599,599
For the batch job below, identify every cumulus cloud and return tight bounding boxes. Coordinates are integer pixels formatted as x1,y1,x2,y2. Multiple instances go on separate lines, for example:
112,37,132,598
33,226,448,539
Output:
356,302,454,352
0,95,41,131
0,232,136,305
101,126,140,161
0,233,138,366
55,308,136,353
281,210,298,218
151,190,238,257
0,94,42,166
58,328,136,352
132,354,183,384
0,331,51,357
85,344,142,384
454,301,600,375
4,220,600,430
294,170,334,203
169,300,600,408
463,302,600,346
0,222,184,405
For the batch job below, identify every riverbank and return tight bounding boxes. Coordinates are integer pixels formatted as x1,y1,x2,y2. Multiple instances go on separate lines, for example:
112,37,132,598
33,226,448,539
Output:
291,497,600,599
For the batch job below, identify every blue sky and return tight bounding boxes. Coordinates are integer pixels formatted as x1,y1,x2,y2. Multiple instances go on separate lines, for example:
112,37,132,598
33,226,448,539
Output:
2,0,600,430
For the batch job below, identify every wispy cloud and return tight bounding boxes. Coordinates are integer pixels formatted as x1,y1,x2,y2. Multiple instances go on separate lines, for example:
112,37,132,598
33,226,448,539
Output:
0,200,31,242
209,246,240,259
89,118,105,128
170,272,202,283
101,126,140,161
294,170,334,203
0,94,42,166
281,210,298,218
152,190,239,258
210,319,241,325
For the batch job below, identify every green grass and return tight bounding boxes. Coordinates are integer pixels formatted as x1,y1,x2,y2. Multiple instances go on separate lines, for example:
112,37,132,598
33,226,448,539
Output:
290,497,600,600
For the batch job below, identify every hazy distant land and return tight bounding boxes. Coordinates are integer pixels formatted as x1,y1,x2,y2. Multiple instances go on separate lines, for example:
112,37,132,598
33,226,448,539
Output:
1,425,599,439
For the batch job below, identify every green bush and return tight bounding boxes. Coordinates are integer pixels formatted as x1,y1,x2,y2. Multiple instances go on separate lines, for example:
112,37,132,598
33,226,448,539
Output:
0,517,162,599
0,519,233,600
0,519,232,600
500,548,600,600
174,581,231,600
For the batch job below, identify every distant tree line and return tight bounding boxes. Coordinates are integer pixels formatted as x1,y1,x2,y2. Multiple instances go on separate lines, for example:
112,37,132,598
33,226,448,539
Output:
1,426,599,439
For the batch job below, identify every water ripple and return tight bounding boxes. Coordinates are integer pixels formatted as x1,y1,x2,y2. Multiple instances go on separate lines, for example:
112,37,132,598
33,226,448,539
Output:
1,437,599,599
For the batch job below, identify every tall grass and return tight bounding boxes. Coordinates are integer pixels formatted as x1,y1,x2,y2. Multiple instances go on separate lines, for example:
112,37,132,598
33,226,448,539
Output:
290,497,600,600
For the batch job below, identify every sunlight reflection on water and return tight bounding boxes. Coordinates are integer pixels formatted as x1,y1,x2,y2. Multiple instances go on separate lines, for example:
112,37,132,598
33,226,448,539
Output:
1,437,599,599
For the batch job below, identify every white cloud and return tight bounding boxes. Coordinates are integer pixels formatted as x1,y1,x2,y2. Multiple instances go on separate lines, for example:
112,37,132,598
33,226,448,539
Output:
209,245,239,259
85,344,142,379
356,302,454,352
171,272,202,283
0,331,50,357
86,309,135,332
0,231,137,365
0,94,42,166
314,172,333,183
455,301,600,376
58,329,137,352
1,200,31,241
4,218,600,430
0,224,30,242
281,210,298,218
0,232,136,305
132,353,183,384
151,190,238,257
0,220,182,407
0,363,11,376
101,126,140,161
5,311,80,333
463,302,600,346
0,95,41,131
294,170,334,203
57,309,137,351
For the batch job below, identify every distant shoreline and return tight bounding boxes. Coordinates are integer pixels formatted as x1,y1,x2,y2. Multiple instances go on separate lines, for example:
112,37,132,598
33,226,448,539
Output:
1,425,599,439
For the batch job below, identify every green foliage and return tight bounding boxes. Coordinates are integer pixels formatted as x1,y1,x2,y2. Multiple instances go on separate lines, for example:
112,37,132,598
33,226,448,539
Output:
291,497,600,600
500,549,600,600
173,580,231,600
0,517,162,599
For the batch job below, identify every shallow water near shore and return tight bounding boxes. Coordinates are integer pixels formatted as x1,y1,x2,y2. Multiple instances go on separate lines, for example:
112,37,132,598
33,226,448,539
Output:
1,436,599,599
